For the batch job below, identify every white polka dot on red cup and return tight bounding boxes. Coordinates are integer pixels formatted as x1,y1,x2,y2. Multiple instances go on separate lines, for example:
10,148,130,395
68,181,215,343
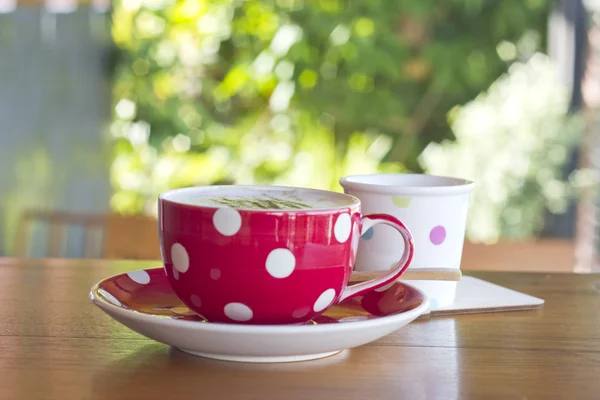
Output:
224,302,253,322
265,248,296,278
172,266,180,280
210,268,221,280
292,307,310,319
313,288,336,312
190,294,202,308
334,213,351,243
127,270,150,285
171,243,189,273
213,208,242,236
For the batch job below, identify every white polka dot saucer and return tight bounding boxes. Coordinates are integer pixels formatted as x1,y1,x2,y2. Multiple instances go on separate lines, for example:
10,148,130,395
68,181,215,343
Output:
90,268,429,363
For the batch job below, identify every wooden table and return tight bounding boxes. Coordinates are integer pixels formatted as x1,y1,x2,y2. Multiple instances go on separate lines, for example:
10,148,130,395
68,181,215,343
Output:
1,258,599,400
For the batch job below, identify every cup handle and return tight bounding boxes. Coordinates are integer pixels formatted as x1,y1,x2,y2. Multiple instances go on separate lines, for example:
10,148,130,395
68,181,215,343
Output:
337,213,414,303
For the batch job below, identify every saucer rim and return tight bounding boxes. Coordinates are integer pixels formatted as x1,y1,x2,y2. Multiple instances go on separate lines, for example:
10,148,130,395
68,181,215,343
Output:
89,267,430,334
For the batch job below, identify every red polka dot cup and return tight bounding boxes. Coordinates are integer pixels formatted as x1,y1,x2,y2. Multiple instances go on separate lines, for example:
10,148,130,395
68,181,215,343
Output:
158,185,415,325
340,174,474,309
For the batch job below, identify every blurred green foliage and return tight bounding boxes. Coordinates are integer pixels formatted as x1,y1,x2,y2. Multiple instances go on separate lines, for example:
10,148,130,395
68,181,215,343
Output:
110,0,549,214
421,54,584,242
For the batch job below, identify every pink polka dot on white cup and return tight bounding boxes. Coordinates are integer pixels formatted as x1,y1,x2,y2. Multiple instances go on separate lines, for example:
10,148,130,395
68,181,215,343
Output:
430,225,446,245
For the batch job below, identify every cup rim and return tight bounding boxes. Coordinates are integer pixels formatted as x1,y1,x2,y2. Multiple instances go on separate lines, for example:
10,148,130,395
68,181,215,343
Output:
159,185,361,212
339,173,474,196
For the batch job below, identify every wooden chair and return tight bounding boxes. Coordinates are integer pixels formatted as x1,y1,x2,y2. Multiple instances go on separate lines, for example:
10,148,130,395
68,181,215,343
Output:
14,209,580,271
15,210,105,258
15,210,161,260
103,213,161,260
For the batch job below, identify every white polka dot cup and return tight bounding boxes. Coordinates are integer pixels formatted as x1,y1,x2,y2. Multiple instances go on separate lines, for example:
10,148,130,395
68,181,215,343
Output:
158,185,415,325
339,174,474,308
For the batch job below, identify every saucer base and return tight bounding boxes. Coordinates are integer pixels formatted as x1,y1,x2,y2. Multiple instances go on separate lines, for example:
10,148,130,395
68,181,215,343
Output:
179,348,342,363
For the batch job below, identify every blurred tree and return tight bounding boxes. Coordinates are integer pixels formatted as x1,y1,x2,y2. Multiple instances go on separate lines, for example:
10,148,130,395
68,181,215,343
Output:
421,54,583,242
110,0,549,214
